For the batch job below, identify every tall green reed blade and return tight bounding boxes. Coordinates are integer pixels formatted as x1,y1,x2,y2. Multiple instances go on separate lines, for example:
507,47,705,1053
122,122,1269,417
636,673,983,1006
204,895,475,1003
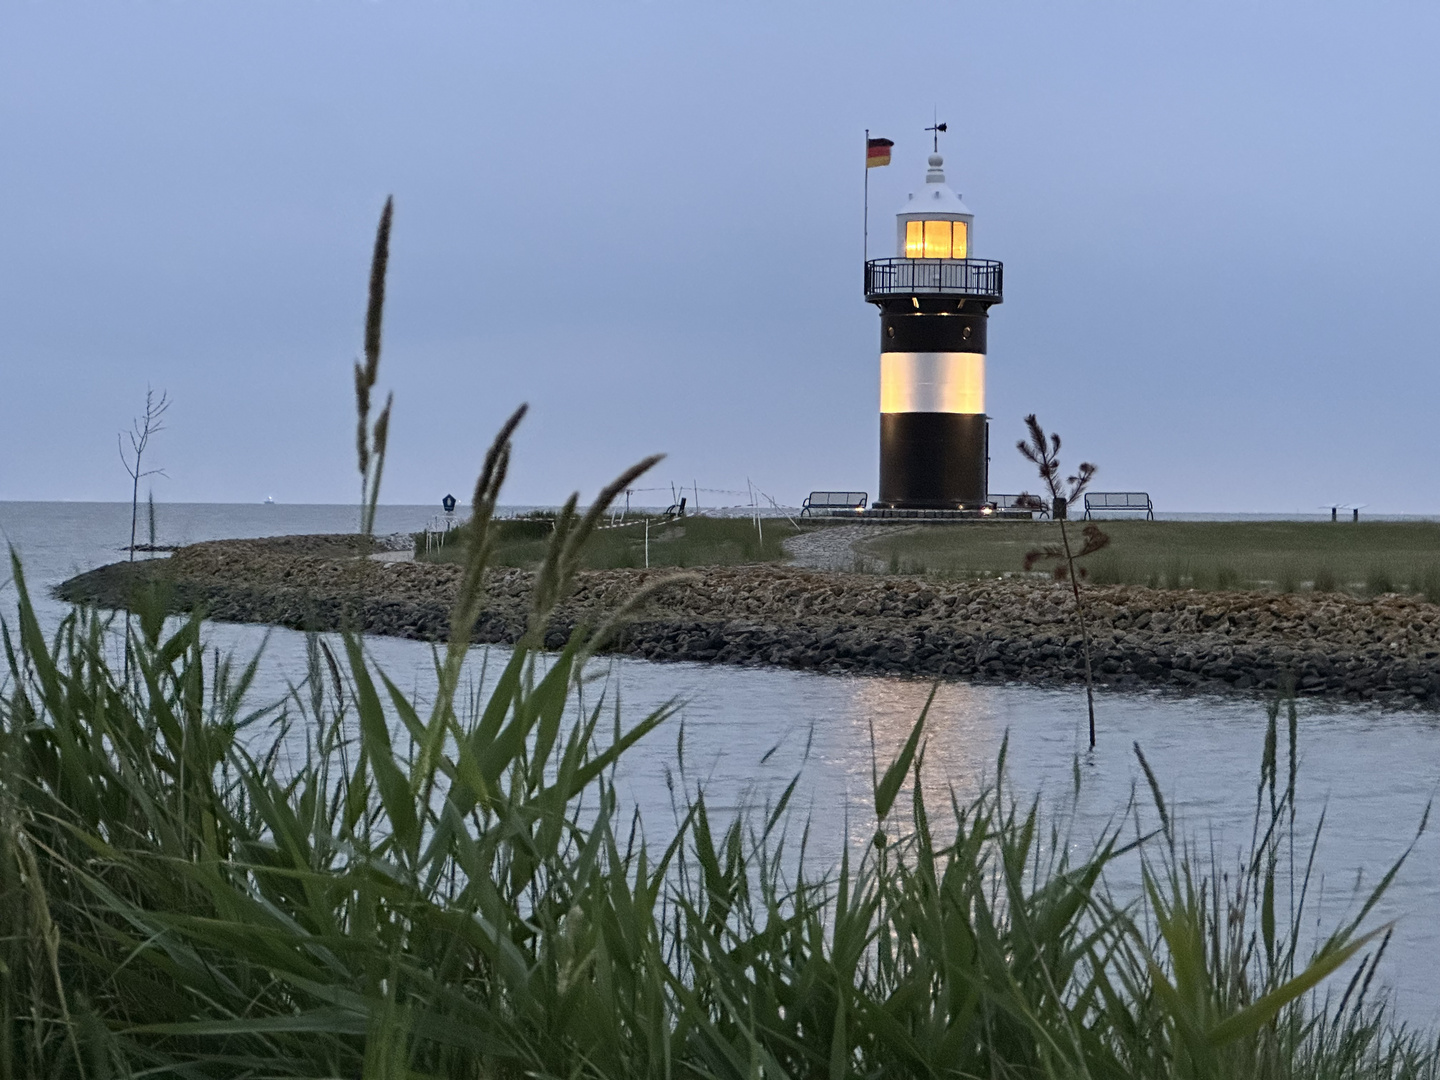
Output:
417,402,525,799
874,683,933,822
1124,687,1430,1080
343,632,419,864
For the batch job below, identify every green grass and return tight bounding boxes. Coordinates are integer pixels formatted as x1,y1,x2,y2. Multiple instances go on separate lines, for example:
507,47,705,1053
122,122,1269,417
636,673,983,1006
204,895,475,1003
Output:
420,513,802,569
3,539,1436,1078
859,519,1440,596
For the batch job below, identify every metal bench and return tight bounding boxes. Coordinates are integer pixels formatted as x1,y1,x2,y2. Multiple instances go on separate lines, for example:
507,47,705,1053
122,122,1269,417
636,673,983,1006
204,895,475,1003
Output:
990,493,1049,516
1083,492,1153,520
801,491,867,517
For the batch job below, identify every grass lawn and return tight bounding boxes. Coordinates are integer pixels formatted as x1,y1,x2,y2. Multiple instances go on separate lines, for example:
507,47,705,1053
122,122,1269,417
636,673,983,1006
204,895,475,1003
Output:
857,519,1440,598
420,513,804,569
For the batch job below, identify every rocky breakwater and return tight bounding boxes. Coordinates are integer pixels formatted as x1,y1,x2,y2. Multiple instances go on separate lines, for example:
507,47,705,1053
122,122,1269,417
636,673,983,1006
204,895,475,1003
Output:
59,535,1440,706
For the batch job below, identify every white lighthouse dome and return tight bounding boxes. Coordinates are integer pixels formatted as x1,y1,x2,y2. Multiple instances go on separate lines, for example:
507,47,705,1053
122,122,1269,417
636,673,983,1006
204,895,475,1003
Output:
896,153,974,259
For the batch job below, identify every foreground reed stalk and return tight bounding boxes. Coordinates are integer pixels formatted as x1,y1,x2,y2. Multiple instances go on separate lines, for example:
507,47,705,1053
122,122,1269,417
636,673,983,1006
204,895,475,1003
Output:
354,197,393,539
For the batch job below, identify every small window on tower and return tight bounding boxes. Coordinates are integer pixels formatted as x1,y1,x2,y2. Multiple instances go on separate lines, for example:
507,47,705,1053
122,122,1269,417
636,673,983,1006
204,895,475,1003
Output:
952,221,968,259
905,221,924,258
923,220,951,258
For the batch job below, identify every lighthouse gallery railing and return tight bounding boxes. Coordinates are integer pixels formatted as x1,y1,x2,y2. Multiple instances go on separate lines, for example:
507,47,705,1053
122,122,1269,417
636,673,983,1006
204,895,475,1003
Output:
864,258,1003,302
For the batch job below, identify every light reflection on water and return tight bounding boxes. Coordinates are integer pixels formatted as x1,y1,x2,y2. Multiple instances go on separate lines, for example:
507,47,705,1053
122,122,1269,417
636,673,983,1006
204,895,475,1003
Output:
588,659,1439,1027
5,501,1439,1028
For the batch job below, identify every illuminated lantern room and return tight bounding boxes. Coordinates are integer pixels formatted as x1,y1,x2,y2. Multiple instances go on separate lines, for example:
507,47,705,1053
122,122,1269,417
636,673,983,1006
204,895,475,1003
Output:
896,154,973,259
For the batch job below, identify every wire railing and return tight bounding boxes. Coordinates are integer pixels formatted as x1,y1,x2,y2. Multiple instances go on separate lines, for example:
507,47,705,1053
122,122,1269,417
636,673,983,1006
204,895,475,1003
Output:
864,258,1003,301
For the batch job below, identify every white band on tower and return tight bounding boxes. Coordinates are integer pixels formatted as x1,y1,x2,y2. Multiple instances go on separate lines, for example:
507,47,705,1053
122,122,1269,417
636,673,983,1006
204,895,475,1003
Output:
879,351,985,414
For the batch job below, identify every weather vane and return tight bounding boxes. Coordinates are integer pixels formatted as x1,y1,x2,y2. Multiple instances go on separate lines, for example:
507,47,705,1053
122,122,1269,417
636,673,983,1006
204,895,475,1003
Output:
925,119,948,153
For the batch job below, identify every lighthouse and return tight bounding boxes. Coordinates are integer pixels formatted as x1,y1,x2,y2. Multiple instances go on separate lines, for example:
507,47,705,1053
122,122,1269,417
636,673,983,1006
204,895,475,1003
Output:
865,147,1003,509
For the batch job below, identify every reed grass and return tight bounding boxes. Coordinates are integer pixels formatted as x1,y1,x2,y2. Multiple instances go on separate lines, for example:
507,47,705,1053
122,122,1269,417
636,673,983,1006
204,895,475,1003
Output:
2,542,1434,1077
1420,567,1440,605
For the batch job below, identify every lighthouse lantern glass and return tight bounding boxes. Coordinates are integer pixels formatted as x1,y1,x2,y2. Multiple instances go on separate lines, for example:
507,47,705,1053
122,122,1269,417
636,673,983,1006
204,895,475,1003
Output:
923,220,950,257
904,220,969,259
905,221,924,258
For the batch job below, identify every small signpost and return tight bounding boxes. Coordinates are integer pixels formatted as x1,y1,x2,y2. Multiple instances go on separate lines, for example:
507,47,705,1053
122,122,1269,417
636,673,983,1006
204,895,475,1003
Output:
442,493,457,519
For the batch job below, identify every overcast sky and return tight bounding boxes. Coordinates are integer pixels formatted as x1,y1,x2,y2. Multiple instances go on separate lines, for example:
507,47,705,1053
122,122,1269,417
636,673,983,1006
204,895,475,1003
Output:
3,1,1438,511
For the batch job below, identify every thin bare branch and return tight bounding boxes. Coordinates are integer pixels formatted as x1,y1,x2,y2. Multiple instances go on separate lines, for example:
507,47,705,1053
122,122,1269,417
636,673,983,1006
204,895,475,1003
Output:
119,388,170,560
1018,414,1105,749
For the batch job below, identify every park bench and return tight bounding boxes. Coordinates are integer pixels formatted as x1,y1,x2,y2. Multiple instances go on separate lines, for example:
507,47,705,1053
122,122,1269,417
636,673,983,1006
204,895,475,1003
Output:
801,491,867,517
990,493,1049,516
1083,492,1154,520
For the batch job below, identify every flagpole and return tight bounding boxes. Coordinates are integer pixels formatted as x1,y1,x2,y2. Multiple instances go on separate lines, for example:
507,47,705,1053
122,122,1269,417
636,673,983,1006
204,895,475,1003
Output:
863,128,869,273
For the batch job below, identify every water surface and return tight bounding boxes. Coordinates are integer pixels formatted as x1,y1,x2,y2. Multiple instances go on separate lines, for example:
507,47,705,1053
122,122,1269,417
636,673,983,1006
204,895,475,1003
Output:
4,501,1437,1024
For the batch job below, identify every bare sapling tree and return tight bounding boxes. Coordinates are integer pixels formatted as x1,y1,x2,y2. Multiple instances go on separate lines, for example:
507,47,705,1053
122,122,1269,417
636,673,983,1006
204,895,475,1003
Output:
355,196,395,539
1018,414,1110,749
119,388,170,561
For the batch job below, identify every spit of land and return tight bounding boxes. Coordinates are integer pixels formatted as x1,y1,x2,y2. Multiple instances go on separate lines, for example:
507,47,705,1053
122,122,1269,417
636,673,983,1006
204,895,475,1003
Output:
58,518,1440,707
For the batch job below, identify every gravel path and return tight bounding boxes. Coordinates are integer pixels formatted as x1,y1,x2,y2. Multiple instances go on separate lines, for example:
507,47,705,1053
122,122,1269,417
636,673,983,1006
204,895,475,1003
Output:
785,525,879,571
784,523,927,572
369,550,415,563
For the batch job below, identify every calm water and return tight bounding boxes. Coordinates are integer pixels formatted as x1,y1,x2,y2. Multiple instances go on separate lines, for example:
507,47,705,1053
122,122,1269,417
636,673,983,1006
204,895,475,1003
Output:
3,501,1438,1025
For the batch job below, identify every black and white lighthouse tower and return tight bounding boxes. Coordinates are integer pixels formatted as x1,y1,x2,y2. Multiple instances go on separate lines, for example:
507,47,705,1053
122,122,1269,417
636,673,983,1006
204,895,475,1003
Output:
865,145,1003,509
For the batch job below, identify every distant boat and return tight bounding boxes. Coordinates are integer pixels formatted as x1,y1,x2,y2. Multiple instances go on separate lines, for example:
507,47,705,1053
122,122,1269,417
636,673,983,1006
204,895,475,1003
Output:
264,496,275,505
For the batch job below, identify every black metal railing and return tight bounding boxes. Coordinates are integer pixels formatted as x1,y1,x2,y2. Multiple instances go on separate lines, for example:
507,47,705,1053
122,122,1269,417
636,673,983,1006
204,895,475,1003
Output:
865,258,1003,302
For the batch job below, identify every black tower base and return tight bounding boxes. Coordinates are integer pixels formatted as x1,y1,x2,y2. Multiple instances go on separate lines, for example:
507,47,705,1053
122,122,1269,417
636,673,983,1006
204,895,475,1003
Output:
876,412,988,508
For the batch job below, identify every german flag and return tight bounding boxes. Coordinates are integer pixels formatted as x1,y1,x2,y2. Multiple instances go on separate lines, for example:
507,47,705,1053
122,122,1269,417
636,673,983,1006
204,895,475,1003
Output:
866,137,893,168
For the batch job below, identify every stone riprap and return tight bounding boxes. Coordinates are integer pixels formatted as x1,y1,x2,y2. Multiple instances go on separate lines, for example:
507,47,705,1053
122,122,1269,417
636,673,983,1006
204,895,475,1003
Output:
57,534,1440,706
